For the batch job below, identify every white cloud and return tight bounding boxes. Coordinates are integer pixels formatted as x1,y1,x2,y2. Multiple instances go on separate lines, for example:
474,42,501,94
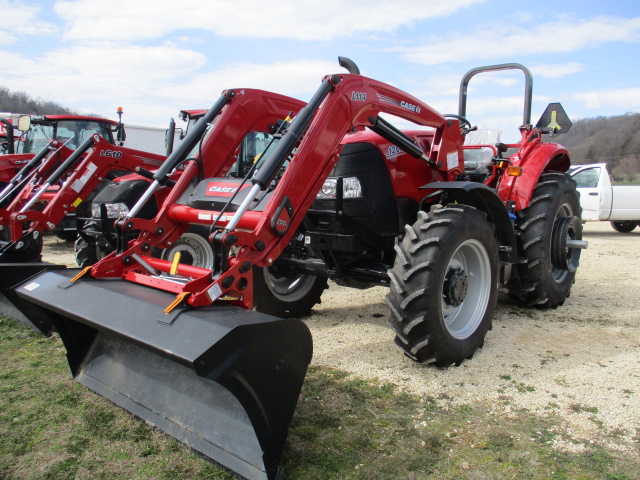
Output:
54,0,486,42
398,16,640,65
570,87,640,110
0,48,342,126
40,44,207,81
530,63,584,79
0,0,58,45
180,59,339,99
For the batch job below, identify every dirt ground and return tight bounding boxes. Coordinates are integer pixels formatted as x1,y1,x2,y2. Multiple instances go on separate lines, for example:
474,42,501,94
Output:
41,221,640,454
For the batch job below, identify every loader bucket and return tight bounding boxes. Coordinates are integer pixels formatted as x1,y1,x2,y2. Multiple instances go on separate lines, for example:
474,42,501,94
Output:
14,269,312,480
0,262,66,334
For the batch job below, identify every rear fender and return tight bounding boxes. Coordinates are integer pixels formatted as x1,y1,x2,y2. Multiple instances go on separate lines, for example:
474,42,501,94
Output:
497,136,570,211
420,181,517,263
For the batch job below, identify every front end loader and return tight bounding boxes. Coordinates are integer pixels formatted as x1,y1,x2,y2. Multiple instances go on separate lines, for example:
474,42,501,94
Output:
13,59,586,478
15,88,310,479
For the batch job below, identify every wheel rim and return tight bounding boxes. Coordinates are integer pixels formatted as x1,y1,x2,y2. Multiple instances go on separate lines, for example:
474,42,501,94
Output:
161,232,214,269
94,241,109,261
551,203,578,283
263,268,318,303
441,239,492,340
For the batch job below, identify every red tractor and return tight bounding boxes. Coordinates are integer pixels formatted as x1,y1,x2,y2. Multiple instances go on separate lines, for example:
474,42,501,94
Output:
14,59,586,480
0,115,18,155
0,113,123,182
0,113,125,239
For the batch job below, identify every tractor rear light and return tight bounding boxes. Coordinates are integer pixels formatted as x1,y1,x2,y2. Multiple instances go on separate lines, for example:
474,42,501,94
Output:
92,202,130,218
317,176,363,199
506,166,523,177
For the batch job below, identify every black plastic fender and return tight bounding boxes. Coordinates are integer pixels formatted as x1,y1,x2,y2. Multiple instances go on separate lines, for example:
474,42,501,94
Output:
420,181,518,263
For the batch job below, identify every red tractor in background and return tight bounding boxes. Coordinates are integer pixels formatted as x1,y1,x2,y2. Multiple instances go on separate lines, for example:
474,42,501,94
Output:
0,115,18,155
0,113,124,182
14,59,586,480
0,113,125,240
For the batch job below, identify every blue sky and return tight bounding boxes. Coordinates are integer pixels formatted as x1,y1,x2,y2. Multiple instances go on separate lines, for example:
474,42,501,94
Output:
1,0,638,142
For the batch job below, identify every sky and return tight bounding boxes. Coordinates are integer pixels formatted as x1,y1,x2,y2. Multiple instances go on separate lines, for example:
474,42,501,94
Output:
1,0,639,142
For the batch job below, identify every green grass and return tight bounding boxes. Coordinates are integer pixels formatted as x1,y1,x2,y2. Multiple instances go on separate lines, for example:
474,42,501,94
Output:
1,316,638,480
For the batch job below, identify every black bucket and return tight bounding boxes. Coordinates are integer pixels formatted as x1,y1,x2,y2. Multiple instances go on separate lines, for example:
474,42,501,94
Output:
0,262,66,334
14,269,312,480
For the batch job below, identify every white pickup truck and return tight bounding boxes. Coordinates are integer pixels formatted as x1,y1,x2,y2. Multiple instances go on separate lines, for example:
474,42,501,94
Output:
569,163,640,232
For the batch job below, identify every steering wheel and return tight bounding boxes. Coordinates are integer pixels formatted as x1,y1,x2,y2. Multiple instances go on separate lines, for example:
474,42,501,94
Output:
444,114,472,129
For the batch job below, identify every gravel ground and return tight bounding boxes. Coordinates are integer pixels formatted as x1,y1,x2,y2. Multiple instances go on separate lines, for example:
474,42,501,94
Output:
41,221,640,454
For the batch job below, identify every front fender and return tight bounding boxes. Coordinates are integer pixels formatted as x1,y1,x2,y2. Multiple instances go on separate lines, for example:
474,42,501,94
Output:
420,181,517,263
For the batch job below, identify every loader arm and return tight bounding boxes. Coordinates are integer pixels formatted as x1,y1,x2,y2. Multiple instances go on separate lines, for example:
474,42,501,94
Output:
90,88,307,278
0,142,75,216
89,74,464,311
4,137,167,243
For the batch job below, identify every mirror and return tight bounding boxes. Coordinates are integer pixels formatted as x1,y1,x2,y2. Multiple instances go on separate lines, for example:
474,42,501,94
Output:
17,115,31,132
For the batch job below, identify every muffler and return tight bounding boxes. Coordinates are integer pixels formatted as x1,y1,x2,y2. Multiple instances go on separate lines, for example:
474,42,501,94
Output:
0,262,66,334
14,269,312,480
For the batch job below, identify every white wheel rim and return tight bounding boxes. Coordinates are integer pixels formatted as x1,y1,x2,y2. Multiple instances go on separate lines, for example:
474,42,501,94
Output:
263,268,318,303
441,239,492,339
161,232,214,269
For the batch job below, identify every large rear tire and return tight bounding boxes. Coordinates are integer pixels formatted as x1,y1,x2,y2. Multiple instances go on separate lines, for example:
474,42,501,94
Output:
611,221,637,233
252,265,327,318
386,205,499,366
509,172,582,308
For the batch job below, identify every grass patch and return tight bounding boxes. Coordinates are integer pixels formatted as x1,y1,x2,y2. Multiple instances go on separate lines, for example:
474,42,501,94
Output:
1,316,639,480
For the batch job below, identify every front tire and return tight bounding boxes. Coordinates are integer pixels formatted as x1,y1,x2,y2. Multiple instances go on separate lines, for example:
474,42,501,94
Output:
509,172,582,308
74,222,111,267
386,205,499,366
611,221,637,233
252,265,327,318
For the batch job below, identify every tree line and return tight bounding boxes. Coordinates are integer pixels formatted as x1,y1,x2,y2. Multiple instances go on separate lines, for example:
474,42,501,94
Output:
0,86,77,116
560,112,640,183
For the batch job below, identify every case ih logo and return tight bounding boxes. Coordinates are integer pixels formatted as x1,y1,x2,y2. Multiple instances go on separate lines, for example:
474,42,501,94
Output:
206,182,248,197
400,101,421,113
210,186,235,193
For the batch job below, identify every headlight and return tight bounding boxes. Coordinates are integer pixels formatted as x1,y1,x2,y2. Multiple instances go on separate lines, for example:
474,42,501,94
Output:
320,178,337,197
91,202,130,218
317,176,363,199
